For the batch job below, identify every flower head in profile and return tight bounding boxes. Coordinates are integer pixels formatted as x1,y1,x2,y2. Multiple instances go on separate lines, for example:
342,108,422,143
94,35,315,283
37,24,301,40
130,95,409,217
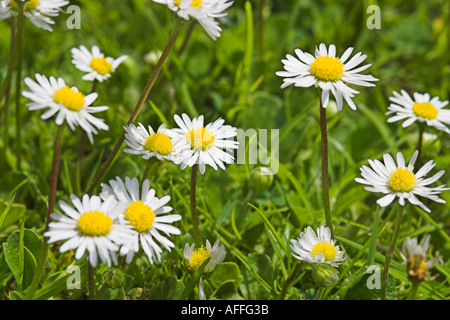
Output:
290,226,345,267
386,90,450,133
172,113,239,174
401,235,442,283
355,150,449,212
276,43,378,111
22,74,109,143
184,239,226,273
152,0,234,40
44,194,136,267
123,123,189,164
100,176,182,264
71,45,128,83
0,0,69,31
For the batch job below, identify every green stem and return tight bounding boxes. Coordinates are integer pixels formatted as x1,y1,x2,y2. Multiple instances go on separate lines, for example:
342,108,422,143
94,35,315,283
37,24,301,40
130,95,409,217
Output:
88,264,95,300
15,1,25,170
409,281,420,300
279,262,303,300
380,204,404,300
26,124,65,300
140,157,156,190
416,124,425,168
85,18,185,195
318,286,326,300
319,93,334,239
190,164,202,246
1,18,16,161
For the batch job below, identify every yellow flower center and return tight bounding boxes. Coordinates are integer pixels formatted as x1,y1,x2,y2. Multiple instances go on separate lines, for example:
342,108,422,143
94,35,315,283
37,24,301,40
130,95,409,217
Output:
189,246,211,271
388,168,416,192
124,201,155,233
77,211,113,237
310,56,344,82
412,102,438,120
90,57,113,76
311,241,337,261
144,133,173,156
186,127,215,151
10,0,39,10
407,257,428,280
174,0,202,8
53,86,85,112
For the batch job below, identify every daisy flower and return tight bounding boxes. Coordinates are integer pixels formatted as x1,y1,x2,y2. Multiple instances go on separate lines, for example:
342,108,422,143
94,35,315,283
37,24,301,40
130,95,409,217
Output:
22,73,109,143
71,45,128,83
290,226,345,267
123,123,189,164
184,239,226,273
44,194,136,268
355,150,449,212
172,113,239,174
100,176,182,264
0,0,69,31
386,90,450,133
276,43,378,111
152,0,234,40
401,235,442,283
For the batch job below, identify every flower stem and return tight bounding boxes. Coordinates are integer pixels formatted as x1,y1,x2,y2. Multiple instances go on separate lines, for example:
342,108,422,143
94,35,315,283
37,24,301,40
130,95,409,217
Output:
190,164,202,246
279,262,303,300
1,17,16,161
416,123,425,168
15,1,26,170
319,94,334,239
26,124,65,300
409,281,420,300
380,204,404,300
85,18,185,195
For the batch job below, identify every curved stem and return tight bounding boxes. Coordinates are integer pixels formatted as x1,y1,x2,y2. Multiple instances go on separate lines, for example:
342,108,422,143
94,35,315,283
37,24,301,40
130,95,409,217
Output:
190,164,202,246
26,124,65,299
236,189,254,226
15,1,26,170
279,262,303,300
319,94,334,238
86,18,185,195
380,204,404,300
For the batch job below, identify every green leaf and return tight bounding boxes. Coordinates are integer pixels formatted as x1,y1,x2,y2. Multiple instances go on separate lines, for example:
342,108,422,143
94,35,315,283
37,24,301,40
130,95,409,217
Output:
0,194,15,230
207,262,242,290
9,290,27,300
0,199,26,230
148,276,185,300
210,280,240,300
239,253,273,300
32,260,88,300
3,229,42,290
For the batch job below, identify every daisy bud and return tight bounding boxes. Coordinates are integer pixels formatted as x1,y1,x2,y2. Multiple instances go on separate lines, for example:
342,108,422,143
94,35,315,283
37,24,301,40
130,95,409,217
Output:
104,269,126,289
312,263,339,287
249,167,274,193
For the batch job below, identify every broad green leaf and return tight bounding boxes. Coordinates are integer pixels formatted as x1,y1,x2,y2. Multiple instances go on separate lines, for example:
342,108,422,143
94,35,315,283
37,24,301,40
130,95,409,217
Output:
148,276,185,300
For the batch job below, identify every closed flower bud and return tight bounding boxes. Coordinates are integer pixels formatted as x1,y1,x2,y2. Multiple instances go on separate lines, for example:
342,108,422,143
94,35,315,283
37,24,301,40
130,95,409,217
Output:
312,263,339,287
104,268,126,289
249,167,274,193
